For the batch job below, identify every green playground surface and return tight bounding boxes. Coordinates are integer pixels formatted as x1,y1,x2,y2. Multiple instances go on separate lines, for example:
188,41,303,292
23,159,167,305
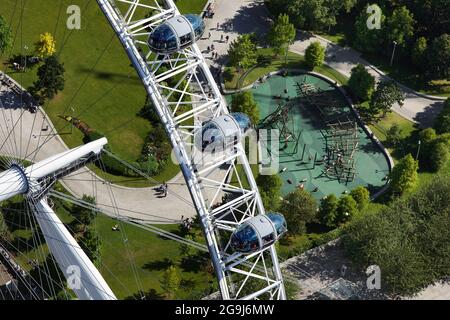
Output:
229,72,391,200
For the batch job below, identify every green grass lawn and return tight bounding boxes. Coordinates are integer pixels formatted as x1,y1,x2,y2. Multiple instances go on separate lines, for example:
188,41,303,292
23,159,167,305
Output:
368,111,416,162
177,0,208,13
315,31,347,46
0,0,205,187
224,48,348,90
368,111,450,185
94,214,214,299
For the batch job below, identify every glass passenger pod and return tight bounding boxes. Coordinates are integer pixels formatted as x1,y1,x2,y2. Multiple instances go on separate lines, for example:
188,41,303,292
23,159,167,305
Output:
196,113,252,152
230,212,287,254
148,14,205,54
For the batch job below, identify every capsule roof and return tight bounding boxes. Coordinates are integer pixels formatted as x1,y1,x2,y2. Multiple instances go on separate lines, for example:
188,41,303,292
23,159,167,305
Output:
230,213,287,254
148,14,205,54
196,113,252,152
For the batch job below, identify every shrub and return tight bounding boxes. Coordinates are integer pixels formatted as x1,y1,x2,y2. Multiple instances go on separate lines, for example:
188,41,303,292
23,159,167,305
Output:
305,41,325,69
348,64,376,101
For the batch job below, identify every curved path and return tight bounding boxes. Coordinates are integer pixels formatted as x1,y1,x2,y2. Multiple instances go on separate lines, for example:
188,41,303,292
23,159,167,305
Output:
199,0,446,127
0,73,201,224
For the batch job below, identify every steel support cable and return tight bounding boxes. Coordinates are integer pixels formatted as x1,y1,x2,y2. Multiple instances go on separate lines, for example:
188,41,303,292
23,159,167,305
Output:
24,199,72,299
1,204,135,298
98,157,145,298
46,191,300,286
27,196,118,299
0,234,64,299
102,149,199,208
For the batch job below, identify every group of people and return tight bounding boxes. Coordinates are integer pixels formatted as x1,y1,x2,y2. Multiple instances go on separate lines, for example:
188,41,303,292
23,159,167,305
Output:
157,181,168,197
204,23,231,61
180,215,195,231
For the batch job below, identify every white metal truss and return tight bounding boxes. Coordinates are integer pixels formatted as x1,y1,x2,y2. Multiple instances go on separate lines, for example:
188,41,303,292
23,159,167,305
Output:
0,138,116,300
97,0,286,300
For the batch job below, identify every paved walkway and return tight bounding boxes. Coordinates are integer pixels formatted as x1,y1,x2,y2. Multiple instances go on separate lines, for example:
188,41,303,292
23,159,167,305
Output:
200,0,445,127
0,76,200,224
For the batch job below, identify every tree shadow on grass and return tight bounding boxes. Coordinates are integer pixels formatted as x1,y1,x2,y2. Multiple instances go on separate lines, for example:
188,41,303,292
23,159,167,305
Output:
125,288,164,300
142,257,173,271
180,252,210,273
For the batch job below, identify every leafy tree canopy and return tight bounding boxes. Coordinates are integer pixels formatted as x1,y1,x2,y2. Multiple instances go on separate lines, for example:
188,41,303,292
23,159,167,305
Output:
389,154,419,195
230,91,260,124
348,64,376,101
305,41,325,69
35,32,56,58
228,34,257,71
0,15,12,54
267,13,296,57
279,188,317,235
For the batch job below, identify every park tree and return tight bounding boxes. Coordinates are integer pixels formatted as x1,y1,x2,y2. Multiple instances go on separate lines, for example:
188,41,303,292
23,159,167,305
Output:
342,203,428,296
179,234,197,257
278,189,317,235
230,91,260,124
305,41,325,69
389,154,419,196
0,15,12,54
79,227,102,265
335,195,358,225
284,0,335,31
256,174,283,211
267,14,296,59
434,98,450,134
350,186,370,211
411,37,428,68
265,0,356,31
32,55,65,103
386,123,403,147
429,142,449,172
385,6,415,49
348,64,375,101
0,209,9,239
353,5,386,54
34,32,56,58
228,34,257,71
160,265,180,299
343,175,450,296
369,81,405,119
428,34,450,79
419,128,437,146
78,195,96,226
318,194,338,228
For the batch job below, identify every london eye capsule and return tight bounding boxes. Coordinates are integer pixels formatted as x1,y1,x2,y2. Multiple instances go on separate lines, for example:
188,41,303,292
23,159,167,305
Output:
148,14,205,54
196,112,252,152
230,212,287,254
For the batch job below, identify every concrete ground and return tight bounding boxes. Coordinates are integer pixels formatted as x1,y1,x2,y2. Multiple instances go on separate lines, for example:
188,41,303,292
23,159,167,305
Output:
0,79,201,223
282,240,450,300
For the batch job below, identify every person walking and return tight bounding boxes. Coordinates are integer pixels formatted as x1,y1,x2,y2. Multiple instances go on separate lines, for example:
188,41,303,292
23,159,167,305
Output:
211,43,215,51
217,22,220,29
225,35,229,43
208,32,211,39
220,34,224,42
163,183,168,197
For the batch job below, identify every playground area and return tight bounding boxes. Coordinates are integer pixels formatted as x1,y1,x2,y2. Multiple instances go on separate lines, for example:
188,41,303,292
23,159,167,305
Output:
237,72,391,200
